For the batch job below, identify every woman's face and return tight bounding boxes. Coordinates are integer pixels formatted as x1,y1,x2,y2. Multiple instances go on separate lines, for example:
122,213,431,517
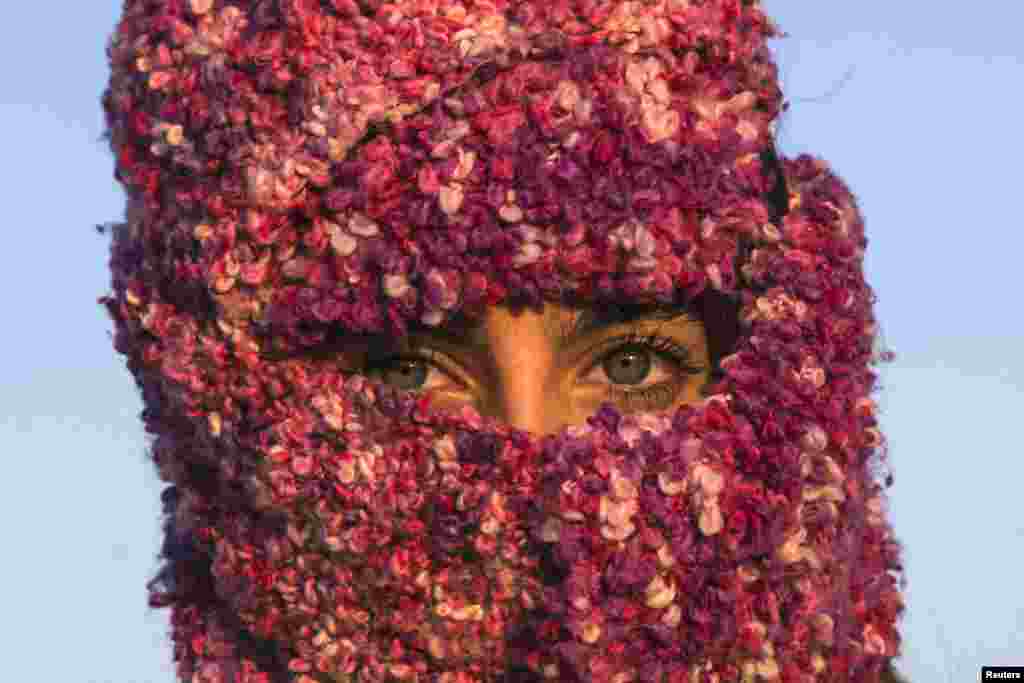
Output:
334,301,712,435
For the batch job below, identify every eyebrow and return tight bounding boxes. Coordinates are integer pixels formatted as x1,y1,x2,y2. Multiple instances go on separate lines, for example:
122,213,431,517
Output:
560,303,697,345
403,302,697,352
403,315,490,352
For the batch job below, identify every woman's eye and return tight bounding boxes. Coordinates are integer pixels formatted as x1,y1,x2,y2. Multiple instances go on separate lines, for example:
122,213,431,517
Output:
367,354,448,392
585,345,673,387
600,347,652,385
376,359,428,390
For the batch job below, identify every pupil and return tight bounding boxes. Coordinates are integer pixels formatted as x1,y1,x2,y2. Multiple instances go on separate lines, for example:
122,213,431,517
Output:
604,347,651,385
385,360,426,390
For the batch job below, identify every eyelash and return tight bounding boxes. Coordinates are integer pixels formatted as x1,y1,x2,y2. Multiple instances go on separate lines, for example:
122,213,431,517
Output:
366,331,705,412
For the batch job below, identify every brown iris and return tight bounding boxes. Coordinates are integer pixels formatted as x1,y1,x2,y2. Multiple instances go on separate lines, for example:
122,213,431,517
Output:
379,359,429,391
601,345,652,385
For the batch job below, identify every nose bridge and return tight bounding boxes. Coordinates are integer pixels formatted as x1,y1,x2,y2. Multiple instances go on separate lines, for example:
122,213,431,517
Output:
493,356,556,436
482,307,563,436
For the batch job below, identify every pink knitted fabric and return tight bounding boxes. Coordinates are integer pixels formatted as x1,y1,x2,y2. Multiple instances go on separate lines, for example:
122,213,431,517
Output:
100,1,904,681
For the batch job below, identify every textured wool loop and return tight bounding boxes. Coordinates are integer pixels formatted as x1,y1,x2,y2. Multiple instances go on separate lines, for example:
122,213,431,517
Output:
100,1,904,682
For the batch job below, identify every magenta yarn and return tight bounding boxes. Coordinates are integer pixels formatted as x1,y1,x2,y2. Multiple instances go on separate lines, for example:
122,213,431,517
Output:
100,2,904,681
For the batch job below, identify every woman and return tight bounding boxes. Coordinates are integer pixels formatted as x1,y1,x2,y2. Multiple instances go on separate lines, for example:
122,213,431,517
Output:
100,0,906,681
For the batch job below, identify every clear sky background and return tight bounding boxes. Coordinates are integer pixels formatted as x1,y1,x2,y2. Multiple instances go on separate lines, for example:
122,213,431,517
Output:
2,2,1021,682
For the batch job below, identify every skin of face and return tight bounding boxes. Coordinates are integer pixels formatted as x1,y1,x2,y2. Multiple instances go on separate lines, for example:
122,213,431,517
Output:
348,301,712,436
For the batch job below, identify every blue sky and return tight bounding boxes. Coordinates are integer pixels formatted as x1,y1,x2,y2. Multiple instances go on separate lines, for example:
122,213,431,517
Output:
2,2,1021,681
